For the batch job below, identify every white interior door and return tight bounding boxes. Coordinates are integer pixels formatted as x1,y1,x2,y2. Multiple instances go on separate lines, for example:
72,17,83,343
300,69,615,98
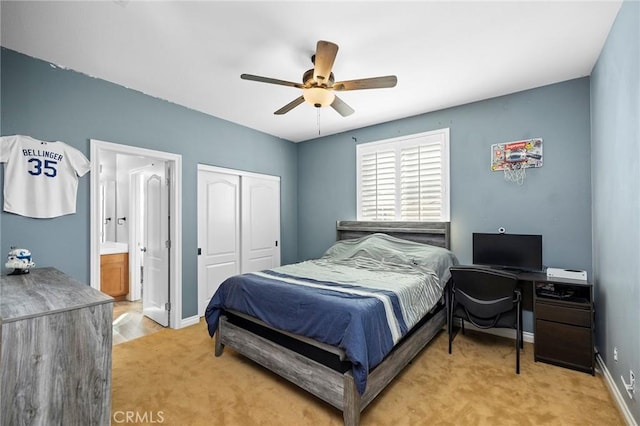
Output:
142,163,170,326
128,170,144,302
241,176,281,273
197,170,241,316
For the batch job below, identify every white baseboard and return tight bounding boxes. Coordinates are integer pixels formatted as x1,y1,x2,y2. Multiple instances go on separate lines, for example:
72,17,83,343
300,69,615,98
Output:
179,315,200,328
452,319,534,344
596,353,637,426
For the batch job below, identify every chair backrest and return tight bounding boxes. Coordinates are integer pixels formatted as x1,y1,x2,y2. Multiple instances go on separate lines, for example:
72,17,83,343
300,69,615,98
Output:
449,266,519,319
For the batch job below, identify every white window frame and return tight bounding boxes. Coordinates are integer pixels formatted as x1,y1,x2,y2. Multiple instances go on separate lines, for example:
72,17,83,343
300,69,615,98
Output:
356,128,450,222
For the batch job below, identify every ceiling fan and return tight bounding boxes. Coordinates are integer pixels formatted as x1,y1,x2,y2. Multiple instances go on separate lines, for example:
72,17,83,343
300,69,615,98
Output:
241,40,397,117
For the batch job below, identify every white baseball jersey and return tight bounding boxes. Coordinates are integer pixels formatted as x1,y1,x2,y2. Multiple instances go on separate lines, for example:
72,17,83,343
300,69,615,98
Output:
0,135,91,218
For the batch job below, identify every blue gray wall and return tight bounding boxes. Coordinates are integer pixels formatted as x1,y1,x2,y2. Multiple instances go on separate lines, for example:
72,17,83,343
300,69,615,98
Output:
591,0,639,422
298,79,592,277
0,48,298,319
298,79,592,333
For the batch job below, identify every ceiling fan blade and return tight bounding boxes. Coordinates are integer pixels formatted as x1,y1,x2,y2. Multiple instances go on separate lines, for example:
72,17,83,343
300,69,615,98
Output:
313,40,339,84
241,74,304,89
330,95,355,117
332,75,398,91
274,96,305,115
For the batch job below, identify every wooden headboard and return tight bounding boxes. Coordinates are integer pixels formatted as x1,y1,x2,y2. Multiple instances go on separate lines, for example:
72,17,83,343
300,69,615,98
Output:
336,221,451,249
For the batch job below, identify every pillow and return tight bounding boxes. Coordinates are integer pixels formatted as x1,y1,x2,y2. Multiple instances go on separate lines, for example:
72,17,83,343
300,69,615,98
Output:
323,233,458,282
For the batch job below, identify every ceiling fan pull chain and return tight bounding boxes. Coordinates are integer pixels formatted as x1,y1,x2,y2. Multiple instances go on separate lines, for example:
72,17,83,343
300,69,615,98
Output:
317,108,321,136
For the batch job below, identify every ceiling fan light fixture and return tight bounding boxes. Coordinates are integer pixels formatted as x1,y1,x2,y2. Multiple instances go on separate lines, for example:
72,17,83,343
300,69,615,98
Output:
242,40,396,117
303,87,335,108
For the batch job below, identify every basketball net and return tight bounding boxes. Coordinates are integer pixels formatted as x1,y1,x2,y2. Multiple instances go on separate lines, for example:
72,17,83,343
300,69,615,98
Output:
504,164,526,185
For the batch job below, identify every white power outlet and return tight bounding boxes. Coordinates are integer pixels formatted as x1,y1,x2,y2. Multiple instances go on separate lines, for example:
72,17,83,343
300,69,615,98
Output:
622,370,635,399
614,347,618,361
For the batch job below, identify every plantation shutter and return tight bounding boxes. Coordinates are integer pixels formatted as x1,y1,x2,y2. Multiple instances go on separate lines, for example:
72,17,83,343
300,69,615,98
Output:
356,128,449,222
400,143,443,221
360,149,397,220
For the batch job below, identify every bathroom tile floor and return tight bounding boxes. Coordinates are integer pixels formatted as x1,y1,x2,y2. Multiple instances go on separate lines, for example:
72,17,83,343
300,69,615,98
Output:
112,300,165,345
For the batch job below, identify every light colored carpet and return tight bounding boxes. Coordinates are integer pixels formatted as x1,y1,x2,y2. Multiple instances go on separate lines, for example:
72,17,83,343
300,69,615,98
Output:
112,319,624,425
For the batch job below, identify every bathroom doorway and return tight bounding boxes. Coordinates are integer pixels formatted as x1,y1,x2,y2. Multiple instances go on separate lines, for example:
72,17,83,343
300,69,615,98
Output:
90,139,183,329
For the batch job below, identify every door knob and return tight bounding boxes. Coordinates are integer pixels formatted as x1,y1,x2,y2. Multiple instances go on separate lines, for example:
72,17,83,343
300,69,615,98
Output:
140,247,147,252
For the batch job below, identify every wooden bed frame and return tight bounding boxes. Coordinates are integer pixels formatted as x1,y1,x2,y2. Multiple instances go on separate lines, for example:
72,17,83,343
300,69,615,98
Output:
215,221,451,426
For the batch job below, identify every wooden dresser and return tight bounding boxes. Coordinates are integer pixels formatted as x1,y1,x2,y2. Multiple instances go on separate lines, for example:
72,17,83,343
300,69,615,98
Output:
0,267,114,425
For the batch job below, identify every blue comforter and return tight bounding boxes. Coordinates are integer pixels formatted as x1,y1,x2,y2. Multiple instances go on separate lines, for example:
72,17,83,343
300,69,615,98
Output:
205,233,458,395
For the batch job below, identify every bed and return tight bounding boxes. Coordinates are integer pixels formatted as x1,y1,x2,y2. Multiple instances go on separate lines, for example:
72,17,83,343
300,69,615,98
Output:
205,221,456,425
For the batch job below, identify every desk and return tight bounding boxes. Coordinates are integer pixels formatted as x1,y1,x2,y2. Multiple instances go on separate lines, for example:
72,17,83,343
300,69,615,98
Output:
515,271,589,310
468,269,588,311
454,267,595,375
514,271,541,311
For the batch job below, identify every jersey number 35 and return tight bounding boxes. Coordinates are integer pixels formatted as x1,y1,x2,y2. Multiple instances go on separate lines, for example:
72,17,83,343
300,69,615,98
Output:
28,158,58,178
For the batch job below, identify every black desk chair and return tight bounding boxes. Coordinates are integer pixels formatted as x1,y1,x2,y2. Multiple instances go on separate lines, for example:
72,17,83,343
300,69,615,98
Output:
447,266,522,374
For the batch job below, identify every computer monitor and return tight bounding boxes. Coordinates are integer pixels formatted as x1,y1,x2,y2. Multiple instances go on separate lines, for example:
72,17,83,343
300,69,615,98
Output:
472,232,543,272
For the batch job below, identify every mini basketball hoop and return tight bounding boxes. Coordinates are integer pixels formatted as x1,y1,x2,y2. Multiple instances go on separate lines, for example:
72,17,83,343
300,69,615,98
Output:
491,138,543,185
503,163,527,185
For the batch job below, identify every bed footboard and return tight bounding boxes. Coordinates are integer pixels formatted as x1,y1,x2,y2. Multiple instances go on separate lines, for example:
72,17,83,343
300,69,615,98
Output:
214,306,446,426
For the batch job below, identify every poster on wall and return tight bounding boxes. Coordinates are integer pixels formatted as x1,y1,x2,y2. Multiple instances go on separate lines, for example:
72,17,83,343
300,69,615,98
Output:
491,138,543,171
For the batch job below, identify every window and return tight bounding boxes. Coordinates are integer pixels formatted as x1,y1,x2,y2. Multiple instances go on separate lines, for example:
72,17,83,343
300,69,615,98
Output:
356,128,450,222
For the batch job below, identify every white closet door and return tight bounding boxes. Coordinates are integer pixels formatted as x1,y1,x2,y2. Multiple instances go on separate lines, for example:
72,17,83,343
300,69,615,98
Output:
197,170,241,316
241,176,281,273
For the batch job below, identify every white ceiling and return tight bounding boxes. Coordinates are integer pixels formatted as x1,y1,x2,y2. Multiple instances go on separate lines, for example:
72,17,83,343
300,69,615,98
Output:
1,1,622,143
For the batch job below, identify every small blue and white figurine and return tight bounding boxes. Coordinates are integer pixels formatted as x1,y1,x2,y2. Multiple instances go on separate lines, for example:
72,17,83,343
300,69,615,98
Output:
6,247,35,275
